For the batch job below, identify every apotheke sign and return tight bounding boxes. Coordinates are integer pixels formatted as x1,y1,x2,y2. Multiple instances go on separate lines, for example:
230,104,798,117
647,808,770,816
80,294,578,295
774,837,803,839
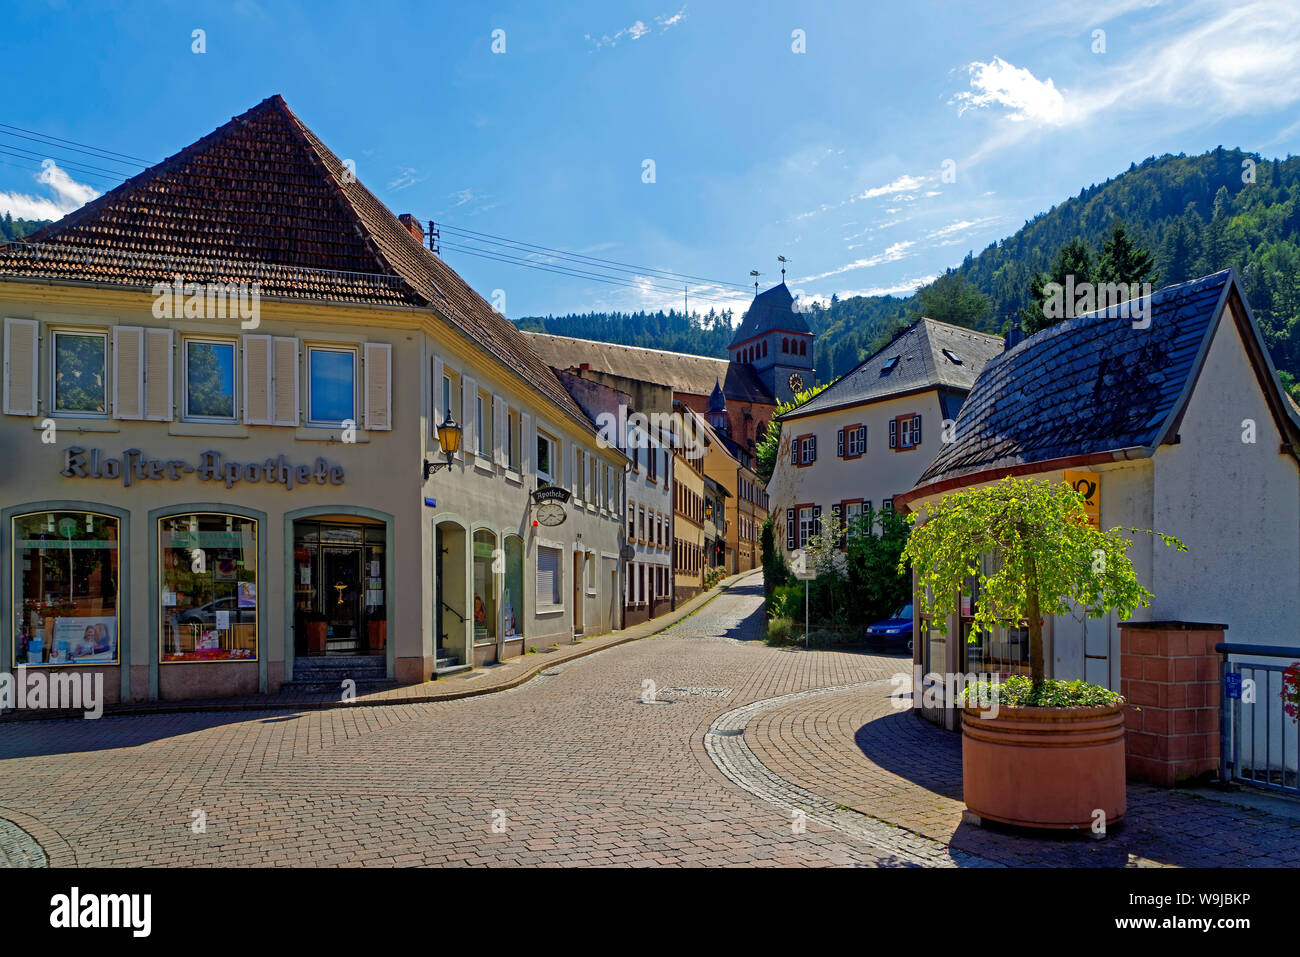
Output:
531,484,572,505
60,447,345,490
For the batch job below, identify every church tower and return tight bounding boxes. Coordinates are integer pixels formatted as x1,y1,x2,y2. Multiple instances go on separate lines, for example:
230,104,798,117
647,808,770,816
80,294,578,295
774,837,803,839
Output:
728,281,814,405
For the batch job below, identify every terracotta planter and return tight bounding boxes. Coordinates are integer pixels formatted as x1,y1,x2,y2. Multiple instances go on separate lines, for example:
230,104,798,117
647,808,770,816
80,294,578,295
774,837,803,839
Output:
367,620,386,651
961,703,1126,830
306,620,327,655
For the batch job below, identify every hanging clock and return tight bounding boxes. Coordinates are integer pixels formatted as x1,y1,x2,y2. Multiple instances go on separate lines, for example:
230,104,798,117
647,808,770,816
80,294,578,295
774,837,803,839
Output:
788,372,804,392
535,502,567,527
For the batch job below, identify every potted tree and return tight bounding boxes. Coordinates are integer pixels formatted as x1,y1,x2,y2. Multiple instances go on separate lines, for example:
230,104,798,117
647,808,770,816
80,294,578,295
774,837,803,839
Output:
367,605,387,652
901,476,1184,831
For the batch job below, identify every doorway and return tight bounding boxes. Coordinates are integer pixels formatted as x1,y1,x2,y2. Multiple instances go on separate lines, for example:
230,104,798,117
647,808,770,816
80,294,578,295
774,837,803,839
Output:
573,551,584,637
293,519,387,656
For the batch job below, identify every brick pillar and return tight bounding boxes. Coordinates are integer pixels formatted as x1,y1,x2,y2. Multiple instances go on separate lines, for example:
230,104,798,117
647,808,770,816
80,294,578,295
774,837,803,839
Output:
1120,621,1226,786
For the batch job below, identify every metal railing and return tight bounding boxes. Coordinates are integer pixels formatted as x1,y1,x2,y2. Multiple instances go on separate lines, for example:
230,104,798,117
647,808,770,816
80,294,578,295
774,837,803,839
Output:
1217,642,1300,796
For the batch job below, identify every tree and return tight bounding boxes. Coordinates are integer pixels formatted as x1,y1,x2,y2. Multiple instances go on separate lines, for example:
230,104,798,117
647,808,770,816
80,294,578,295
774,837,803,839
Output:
754,381,830,482
901,477,1184,686
1097,220,1157,286
845,507,912,626
911,271,993,329
1022,237,1096,335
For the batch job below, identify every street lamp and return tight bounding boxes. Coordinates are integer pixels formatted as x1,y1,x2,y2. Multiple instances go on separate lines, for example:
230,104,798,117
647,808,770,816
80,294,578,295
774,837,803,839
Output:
423,415,462,479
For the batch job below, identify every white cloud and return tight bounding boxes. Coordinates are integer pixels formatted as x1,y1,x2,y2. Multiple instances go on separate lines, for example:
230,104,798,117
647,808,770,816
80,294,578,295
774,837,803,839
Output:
450,188,474,207
388,167,426,191
586,6,687,49
0,160,99,221
953,56,1071,125
857,173,931,200
796,241,915,282
794,275,939,307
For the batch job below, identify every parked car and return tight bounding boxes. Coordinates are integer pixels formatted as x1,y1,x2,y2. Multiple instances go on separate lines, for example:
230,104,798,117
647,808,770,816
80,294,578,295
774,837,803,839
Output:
864,603,914,653
176,596,255,626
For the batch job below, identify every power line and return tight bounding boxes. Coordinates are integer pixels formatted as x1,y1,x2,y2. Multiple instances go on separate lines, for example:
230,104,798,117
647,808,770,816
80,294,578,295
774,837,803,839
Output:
0,149,123,187
0,123,154,164
0,142,138,179
438,221,752,291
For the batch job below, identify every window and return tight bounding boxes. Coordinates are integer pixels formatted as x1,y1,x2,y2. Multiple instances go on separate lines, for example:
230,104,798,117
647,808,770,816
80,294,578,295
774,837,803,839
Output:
537,430,557,483
184,339,236,421
783,338,789,353
941,348,963,365
848,425,866,457
576,449,587,500
844,500,864,539
507,408,519,470
586,552,596,595
797,505,816,548
628,509,636,540
891,414,923,451
52,330,107,415
13,511,120,666
882,356,900,374
800,339,807,356
307,346,356,426
159,513,258,662
476,392,488,457
536,546,562,609
442,374,452,424
794,433,817,467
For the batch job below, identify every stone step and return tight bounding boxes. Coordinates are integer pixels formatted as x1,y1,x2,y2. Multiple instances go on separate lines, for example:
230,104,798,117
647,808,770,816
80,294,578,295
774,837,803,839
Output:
435,663,471,677
279,678,401,696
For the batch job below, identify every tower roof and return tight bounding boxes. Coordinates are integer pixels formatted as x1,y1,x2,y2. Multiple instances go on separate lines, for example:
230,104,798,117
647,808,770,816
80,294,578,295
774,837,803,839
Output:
729,281,809,347
708,378,726,412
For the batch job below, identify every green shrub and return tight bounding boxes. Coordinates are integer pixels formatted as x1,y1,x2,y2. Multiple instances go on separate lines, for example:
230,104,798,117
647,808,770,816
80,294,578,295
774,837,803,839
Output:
767,582,804,620
960,675,1124,708
765,617,798,645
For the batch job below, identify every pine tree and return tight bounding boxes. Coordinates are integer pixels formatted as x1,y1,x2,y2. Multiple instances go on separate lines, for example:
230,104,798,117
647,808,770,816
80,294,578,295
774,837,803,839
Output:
1097,220,1157,286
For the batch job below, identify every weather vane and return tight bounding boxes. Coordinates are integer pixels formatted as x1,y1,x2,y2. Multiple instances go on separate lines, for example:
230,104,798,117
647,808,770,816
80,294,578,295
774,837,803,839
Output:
777,255,789,281
750,269,760,294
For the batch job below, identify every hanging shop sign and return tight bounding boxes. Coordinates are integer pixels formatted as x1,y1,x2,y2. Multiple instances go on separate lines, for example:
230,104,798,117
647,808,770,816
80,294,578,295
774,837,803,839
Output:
531,484,572,505
60,447,345,490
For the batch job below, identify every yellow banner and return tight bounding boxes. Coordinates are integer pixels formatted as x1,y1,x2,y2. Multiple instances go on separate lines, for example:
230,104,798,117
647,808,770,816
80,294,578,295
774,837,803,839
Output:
1064,470,1101,527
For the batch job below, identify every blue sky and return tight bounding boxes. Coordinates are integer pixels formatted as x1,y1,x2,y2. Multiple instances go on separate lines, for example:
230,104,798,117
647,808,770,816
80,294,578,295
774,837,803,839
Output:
3,0,1300,321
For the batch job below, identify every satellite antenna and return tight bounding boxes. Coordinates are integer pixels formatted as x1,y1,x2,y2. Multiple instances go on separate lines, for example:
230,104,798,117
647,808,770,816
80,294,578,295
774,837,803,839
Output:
777,255,789,281
750,269,760,295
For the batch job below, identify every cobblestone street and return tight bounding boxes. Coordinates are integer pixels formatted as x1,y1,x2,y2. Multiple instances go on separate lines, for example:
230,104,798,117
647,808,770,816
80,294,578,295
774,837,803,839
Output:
2,574,1297,867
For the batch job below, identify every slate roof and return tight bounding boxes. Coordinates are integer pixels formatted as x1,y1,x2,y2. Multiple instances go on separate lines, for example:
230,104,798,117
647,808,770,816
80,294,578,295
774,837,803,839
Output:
782,317,1004,421
0,95,595,432
729,282,809,346
523,332,775,404
909,270,1300,493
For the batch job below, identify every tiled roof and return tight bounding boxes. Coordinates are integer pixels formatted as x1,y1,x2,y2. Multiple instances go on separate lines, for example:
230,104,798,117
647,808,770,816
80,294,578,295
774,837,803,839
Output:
729,282,809,346
912,270,1268,490
523,332,775,404
0,95,595,432
783,317,1004,421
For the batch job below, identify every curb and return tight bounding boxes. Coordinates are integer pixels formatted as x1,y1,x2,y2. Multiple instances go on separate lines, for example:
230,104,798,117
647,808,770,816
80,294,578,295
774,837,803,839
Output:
1,570,762,721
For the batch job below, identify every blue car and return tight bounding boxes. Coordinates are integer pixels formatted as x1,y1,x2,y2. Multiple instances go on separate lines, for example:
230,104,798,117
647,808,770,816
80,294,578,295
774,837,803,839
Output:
864,603,914,653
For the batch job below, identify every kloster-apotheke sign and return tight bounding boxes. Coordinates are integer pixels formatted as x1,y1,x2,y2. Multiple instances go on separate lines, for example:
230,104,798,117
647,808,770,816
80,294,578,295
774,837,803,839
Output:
60,447,345,490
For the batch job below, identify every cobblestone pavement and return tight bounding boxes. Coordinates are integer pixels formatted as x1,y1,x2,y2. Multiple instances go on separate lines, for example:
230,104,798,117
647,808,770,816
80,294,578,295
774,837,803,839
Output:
1,572,1296,867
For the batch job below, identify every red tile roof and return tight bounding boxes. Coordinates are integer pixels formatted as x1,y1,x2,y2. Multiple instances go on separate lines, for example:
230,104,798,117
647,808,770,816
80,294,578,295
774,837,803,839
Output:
0,95,596,433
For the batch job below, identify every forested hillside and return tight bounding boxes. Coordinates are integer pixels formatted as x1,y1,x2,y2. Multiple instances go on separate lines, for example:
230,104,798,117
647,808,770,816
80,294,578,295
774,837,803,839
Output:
0,214,48,242
516,147,1300,392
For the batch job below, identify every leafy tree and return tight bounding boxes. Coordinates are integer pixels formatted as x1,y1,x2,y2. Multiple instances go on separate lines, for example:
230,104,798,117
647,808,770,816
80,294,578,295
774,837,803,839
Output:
753,381,830,482
759,516,790,597
845,507,912,626
901,477,1184,686
910,270,993,329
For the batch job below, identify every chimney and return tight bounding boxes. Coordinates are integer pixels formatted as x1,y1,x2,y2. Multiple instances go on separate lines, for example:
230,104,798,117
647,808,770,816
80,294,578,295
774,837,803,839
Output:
398,214,425,244
1005,314,1024,351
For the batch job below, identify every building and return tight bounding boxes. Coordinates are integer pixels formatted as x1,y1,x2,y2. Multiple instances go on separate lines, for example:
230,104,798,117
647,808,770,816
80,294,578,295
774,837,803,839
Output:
704,475,730,571
554,371,673,626
697,388,767,572
524,280,816,459
672,445,707,602
0,95,626,705
765,317,1003,559
895,271,1300,730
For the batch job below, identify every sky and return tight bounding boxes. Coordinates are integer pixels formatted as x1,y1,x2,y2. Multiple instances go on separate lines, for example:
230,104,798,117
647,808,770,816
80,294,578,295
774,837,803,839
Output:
3,0,1300,322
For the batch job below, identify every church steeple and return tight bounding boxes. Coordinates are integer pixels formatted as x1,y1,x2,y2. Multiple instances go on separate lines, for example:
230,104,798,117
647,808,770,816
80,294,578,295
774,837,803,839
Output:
706,378,729,436
729,280,814,404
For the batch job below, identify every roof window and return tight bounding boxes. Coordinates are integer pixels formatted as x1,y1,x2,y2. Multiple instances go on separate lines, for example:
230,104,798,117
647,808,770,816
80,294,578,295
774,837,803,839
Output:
941,348,963,365
881,356,900,373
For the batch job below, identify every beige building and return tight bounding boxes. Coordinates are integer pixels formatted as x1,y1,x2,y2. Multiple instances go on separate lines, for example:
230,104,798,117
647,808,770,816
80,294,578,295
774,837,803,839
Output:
0,95,625,705
673,447,707,602
765,318,1002,557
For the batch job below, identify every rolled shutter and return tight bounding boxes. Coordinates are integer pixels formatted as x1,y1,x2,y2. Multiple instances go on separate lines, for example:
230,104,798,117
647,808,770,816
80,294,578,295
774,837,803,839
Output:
889,418,898,449
785,508,795,550
521,413,534,476
493,395,507,465
913,414,922,445
837,428,844,457
112,326,144,420
143,328,173,421
364,342,392,431
3,317,39,416
431,355,444,438
272,337,299,426
242,335,272,425
536,547,560,606
462,375,477,453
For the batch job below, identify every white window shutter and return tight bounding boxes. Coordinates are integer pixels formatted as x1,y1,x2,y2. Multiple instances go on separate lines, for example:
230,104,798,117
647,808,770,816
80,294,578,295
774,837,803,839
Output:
363,341,392,431
112,326,144,420
242,335,272,425
521,413,534,476
3,317,39,416
143,328,173,421
431,355,444,438
493,395,507,466
271,337,299,426
462,375,477,453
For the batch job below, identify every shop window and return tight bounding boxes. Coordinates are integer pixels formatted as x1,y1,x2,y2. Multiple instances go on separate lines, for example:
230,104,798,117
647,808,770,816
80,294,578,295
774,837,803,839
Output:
307,346,356,426
52,330,107,415
12,511,120,665
159,513,258,662
503,536,524,640
472,530,497,642
184,338,237,421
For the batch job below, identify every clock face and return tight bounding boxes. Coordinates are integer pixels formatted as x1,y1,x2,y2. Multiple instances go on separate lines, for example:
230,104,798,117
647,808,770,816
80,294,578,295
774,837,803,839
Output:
535,502,567,527
788,373,804,392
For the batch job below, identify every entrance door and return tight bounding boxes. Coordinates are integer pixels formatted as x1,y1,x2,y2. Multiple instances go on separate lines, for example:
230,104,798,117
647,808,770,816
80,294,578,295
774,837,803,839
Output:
573,552,584,637
323,546,362,653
